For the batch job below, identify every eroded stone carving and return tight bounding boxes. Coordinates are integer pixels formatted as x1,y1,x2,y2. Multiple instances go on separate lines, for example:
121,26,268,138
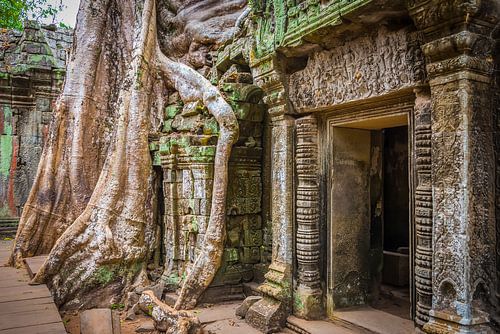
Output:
289,26,424,112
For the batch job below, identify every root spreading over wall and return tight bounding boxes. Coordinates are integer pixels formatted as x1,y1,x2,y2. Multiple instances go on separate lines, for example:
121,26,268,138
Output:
11,0,238,311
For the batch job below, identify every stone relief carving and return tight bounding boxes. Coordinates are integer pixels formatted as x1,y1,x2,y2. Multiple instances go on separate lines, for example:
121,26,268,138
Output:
289,27,425,112
430,75,496,321
407,0,480,31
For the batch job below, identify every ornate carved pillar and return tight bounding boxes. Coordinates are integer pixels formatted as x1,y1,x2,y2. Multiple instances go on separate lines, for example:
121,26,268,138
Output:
408,1,499,333
413,88,433,327
245,55,294,333
294,115,323,319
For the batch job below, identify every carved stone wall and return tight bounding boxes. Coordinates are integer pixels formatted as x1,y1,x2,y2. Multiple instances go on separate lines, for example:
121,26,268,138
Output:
408,1,499,332
288,26,424,112
0,22,70,219
245,55,296,333
152,62,268,301
495,36,500,320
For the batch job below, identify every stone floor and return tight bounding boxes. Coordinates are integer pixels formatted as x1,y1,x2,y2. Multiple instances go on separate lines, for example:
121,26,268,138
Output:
0,239,412,333
115,301,361,334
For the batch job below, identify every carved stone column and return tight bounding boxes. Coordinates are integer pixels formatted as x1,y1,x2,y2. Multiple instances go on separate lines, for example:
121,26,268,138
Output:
408,1,499,333
413,88,433,327
245,56,294,333
294,115,323,319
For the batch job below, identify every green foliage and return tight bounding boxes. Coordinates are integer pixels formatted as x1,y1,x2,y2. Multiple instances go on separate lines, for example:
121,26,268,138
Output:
0,0,66,29
110,303,125,310
0,0,25,29
95,266,115,284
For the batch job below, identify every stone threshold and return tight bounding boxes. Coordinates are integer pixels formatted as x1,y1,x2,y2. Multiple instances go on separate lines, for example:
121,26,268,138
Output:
285,315,364,334
330,306,415,334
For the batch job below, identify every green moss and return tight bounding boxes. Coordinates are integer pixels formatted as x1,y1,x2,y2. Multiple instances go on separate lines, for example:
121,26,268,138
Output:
203,118,219,135
95,266,114,285
190,217,199,233
1,106,13,178
159,136,192,155
147,304,153,316
165,105,182,119
26,54,57,67
151,151,161,166
0,135,13,178
110,303,125,310
294,294,304,310
162,119,173,133
165,273,180,285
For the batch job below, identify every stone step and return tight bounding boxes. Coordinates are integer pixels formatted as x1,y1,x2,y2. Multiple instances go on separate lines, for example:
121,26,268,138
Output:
163,292,177,307
0,218,19,238
286,315,365,334
80,308,121,334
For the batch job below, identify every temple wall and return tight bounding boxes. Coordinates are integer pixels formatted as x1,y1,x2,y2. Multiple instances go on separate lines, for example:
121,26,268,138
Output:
0,22,70,219
242,1,500,333
150,58,271,299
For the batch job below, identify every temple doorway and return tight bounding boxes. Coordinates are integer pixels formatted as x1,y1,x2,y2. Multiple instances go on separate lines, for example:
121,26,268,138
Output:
376,126,411,320
326,113,414,331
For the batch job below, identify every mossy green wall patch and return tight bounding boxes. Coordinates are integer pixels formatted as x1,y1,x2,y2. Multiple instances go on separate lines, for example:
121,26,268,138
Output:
0,135,13,178
0,106,13,178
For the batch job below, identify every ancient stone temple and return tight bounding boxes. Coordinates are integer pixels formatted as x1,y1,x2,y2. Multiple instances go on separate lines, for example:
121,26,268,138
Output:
2,0,500,333
221,0,500,333
0,21,70,221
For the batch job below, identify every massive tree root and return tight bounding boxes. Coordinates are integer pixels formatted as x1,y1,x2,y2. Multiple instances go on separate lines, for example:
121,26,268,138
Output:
16,0,238,310
9,0,132,266
156,48,238,310
138,290,203,334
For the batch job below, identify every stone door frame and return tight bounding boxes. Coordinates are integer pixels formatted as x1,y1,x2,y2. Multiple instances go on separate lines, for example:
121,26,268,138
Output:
318,92,417,321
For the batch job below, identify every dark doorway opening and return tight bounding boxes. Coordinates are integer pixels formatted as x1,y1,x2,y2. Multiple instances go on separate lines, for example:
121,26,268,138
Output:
373,125,411,320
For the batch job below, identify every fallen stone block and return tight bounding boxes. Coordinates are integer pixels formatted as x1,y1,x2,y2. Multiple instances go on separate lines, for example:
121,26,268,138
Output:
80,308,121,334
235,295,262,318
136,319,155,333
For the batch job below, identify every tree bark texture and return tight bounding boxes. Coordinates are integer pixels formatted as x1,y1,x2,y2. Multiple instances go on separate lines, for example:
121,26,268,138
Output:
9,0,134,266
11,0,239,310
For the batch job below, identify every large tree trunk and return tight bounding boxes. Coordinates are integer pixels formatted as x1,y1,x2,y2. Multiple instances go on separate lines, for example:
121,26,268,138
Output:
13,0,239,310
9,0,134,266
31,0,158,309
